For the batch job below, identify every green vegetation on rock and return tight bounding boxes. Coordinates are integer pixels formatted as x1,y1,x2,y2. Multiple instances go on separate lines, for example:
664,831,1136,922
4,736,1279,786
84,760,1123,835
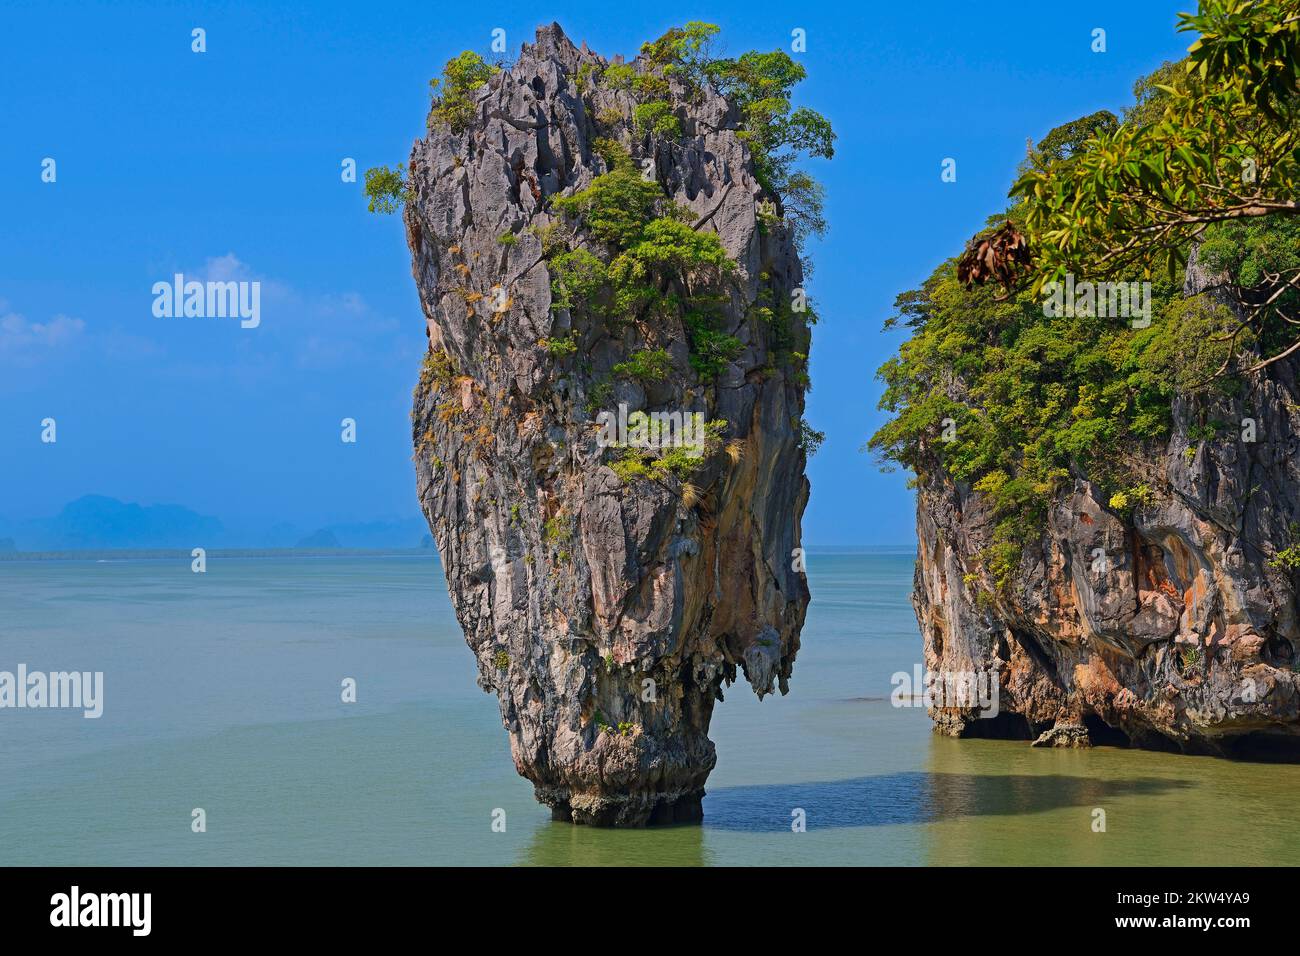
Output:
364,164,409,215
364,51,499,213
546,146,735,346
633,101,681,138
428,51,499,133
869,0,1300,591
612,348,673,383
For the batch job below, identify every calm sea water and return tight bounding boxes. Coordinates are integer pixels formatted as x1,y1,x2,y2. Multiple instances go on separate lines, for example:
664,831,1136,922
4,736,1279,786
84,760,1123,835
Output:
2,551,1297,866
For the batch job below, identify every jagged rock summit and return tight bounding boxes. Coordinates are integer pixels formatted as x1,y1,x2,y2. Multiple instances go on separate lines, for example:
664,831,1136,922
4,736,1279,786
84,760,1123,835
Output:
405,24,813,825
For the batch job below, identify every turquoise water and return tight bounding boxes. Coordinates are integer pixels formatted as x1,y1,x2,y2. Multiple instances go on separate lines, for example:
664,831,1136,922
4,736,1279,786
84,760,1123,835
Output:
2,552,1298,866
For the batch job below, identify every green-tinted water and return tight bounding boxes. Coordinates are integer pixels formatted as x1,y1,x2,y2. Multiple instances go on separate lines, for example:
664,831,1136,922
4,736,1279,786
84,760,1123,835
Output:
1,552,1296,865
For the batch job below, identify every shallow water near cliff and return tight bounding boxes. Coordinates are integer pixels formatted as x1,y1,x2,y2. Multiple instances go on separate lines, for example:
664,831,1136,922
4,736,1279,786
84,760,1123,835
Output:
2,551,1298,866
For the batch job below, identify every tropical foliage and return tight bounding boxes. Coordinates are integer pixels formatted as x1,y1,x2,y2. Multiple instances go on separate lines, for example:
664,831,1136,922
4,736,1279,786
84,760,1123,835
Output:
870,0,1300,587
1011,0,1300,373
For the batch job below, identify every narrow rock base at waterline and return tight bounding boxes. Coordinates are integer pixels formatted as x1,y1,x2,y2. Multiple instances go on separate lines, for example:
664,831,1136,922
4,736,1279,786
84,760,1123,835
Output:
542,788,707,827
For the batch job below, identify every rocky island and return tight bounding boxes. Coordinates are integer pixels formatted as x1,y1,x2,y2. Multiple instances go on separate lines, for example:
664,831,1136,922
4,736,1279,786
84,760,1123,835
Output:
871,3,1300,760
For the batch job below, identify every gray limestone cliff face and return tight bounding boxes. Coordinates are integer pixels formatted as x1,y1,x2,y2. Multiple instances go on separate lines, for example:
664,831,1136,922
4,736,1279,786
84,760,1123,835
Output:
404,25,811,824
913,258,1300,757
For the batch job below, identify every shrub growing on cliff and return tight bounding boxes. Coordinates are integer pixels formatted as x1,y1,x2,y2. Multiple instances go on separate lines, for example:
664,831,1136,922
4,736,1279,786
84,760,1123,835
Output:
549,248,610,313
551,165,665,250
626,219,730,273
429,51,499,133
364,164,409,215
798,419,825,457
609,418,729,486
612,348,673,383
1270,525,1300,572
418,349,457,393
633,101,681,138
640,21,719,92
602,62,635,90
575,62,601,93
1108,483,1156,516
683,308,743,380
703,50,835,196
540,334,578,358
542,514,572,543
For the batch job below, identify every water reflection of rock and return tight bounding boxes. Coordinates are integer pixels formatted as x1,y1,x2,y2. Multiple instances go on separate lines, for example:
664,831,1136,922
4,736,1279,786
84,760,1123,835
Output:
922,734,1203,865
701,766,1191,834
521,819,708,867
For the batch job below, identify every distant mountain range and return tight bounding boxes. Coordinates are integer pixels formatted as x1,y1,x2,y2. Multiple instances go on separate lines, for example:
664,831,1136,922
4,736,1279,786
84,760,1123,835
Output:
0,495,429,551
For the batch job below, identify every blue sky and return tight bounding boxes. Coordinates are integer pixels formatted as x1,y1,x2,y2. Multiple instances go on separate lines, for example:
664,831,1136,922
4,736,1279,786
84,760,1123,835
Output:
0,0,1195,544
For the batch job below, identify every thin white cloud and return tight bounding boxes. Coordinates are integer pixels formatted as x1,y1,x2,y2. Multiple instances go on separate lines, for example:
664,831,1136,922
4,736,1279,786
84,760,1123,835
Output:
200,254,409,367
201,253,252,282
0,303,85,353
193,252,291,301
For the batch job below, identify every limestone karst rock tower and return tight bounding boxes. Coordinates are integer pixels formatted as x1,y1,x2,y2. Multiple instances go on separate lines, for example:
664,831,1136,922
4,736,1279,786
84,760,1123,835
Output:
405,24,814,825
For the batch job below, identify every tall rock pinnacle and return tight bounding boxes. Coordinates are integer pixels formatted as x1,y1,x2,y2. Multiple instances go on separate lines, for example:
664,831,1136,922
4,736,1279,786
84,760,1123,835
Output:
405,24,813,825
